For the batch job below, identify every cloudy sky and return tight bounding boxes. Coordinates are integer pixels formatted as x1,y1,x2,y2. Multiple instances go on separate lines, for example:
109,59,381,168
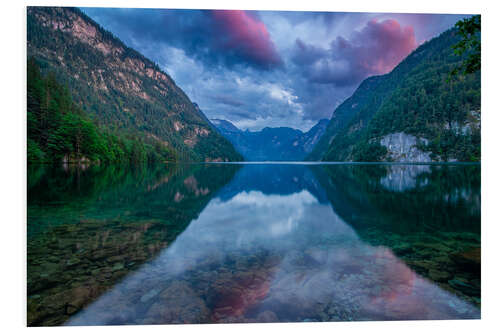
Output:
81,8,468,132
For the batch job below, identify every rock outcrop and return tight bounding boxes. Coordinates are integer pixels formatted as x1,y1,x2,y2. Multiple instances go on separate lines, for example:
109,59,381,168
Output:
379,132,432,162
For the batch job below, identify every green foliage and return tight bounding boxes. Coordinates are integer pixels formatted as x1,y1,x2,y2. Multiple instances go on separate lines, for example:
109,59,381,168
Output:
27,139,45,163
27,58,178,164
318,28,480,162
450,15,481,77
351,142,388,162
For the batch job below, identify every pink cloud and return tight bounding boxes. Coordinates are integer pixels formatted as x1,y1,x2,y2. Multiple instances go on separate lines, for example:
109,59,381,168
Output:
293,19,417,86
355,19,417,73
210,10,283,68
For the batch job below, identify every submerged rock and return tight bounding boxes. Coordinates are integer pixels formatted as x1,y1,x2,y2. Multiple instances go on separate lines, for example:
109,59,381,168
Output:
256,310,279,322
26,217,176,326
65,258,81,267
144,281,209,324
111,263,124,272
450,247,480,270
428,269,452,282
448,277,480,296
140,288,161,303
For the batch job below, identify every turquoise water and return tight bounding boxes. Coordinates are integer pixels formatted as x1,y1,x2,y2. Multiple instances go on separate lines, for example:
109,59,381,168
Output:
27,163,480,325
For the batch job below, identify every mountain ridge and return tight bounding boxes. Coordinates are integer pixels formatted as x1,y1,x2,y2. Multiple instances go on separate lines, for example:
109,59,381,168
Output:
211,118,328,161
27,6,242,162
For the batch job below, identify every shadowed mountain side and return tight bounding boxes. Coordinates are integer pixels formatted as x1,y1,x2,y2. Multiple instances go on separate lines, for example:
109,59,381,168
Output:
312,164,480,306
306,76,389,161
27,163,241,326
211,119,329,161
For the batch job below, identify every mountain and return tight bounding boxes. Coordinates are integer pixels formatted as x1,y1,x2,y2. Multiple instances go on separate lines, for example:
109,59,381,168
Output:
27,7,242,162
27,58,178,164
211,119,241,133
211,119,328,161
295,119,329,154
307,27,480,162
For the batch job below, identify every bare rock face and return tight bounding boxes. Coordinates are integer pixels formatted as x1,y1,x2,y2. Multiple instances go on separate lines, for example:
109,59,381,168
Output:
380,132,432,162
28,7,174,103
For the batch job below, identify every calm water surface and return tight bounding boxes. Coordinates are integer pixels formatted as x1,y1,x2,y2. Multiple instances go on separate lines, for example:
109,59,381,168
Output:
27,163,480,325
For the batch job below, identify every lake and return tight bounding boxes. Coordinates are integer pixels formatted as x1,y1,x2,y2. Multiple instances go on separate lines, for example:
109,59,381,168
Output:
27,162,481,325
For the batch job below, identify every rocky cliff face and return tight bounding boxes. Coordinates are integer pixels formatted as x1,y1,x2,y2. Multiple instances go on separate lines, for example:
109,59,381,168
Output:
27,7,242,161
379,132,432,162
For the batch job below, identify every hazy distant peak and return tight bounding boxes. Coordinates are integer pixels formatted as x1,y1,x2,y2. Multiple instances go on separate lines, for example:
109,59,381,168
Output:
210,119,241,133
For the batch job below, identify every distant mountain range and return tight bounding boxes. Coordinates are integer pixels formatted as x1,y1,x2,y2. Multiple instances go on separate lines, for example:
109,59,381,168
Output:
211,119,329,161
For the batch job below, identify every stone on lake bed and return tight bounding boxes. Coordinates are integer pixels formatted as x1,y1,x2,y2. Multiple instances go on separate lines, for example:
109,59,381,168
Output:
66,258,81,267
65,286,92,314
144,282,210,323
107,255,125,263
140,288,161,303
450,247,480,269
409,260,438,272
448,277,480,296
47,256,60,263
413,242,450,252
111,263,125,271
434,255,452,265
392,244,413,255
428,269,451,282
254,310,278,322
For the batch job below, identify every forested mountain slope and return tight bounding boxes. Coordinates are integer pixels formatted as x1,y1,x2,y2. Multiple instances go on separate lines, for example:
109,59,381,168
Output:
27,7,242,162
307,27,480,162
28,58,178,163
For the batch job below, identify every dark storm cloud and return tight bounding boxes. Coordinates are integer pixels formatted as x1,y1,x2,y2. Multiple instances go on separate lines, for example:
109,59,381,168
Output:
210,10,283,69
82,8,282,70
81,8,466,131
211,94,246,107
292,19,417,86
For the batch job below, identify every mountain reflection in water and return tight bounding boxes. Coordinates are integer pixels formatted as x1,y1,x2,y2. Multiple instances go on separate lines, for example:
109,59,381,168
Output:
27,163,480,325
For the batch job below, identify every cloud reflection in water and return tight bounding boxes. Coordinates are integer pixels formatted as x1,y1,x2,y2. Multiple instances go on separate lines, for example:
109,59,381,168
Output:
68,176,479,325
